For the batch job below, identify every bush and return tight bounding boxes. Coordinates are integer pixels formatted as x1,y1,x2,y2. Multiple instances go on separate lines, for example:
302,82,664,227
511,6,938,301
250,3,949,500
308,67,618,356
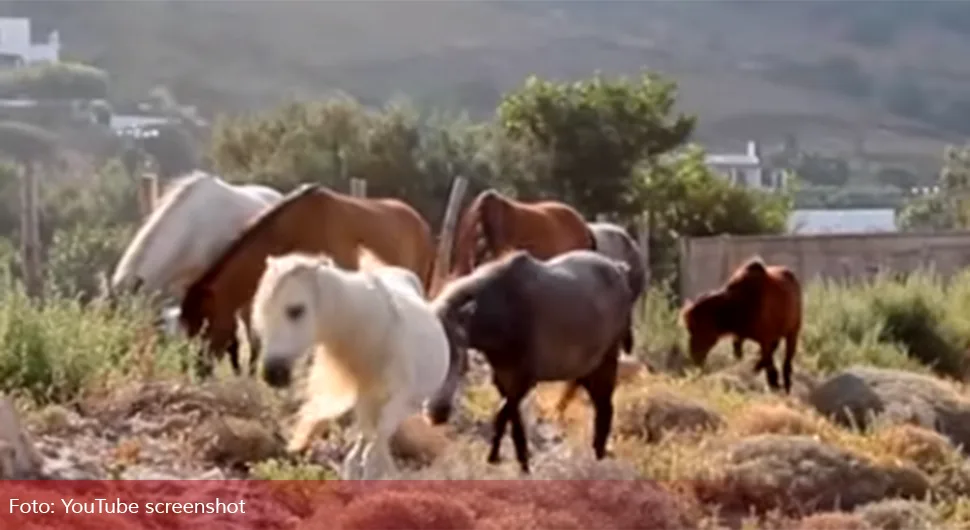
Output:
0,279,194,404
0,62,110,101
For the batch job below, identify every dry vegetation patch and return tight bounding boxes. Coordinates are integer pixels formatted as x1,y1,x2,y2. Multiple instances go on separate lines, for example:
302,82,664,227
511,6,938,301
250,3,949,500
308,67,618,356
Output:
695,434,931,516
793,512,876,530
853,499,943,530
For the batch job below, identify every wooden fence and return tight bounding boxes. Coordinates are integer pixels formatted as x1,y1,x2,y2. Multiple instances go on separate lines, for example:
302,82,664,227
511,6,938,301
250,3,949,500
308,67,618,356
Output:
678,231,970,300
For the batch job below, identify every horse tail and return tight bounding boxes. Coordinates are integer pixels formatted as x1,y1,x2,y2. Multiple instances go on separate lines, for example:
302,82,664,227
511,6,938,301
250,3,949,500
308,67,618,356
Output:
473,190,503,267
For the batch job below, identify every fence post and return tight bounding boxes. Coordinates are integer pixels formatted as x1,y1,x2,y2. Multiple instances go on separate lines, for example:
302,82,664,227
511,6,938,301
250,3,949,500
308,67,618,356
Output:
349,178,367,198
138,173,158,218
638,213,650,287
20,165,41,299
431,176,469,290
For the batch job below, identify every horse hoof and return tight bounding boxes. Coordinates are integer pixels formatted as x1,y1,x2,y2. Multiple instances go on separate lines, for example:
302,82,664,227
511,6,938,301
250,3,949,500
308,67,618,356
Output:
487,454,501,465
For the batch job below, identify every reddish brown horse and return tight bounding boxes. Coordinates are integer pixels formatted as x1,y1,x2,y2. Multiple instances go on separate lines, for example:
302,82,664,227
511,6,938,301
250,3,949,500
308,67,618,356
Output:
680,257,802,393
179,184,436,377
431,189,595,296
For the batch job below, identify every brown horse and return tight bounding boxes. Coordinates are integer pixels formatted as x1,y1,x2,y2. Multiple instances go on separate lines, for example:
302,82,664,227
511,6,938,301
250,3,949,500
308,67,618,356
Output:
680,257,802,393
431,189,595,296
179,184,436,377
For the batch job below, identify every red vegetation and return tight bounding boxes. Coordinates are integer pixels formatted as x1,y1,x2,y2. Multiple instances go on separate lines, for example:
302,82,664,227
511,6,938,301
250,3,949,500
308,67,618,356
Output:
297,481,694,530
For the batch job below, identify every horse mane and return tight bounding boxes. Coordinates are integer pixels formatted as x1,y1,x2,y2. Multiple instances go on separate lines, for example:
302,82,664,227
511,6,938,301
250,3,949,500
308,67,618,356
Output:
112,171,215,283
183,183,325,302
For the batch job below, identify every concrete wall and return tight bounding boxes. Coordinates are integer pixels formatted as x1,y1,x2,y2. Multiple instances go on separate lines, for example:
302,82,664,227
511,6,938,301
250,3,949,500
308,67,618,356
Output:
678,231,970,299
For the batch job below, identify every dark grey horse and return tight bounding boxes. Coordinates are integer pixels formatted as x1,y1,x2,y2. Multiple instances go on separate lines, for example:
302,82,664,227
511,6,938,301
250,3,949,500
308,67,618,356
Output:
425,249,637,474
588,221,645,304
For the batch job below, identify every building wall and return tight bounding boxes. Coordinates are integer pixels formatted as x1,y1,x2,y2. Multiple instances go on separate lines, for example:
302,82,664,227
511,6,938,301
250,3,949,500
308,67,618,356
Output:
678,231,970,299
0,18,59,64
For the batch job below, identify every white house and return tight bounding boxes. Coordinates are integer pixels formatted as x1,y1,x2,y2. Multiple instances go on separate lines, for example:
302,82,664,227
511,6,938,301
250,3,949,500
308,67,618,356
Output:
0,18,59,67
705,140,787,191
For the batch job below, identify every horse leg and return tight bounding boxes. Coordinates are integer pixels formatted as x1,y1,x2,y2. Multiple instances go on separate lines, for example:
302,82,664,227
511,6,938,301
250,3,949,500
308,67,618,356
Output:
246,328,261,377
342,432,367,480
732,337,744,360
360,394,409,480
226,336,242,376
487,396,512,465
507,389,532,474
579,347,619,460
782,332,798,395
241,306,261,377
758,340,781,391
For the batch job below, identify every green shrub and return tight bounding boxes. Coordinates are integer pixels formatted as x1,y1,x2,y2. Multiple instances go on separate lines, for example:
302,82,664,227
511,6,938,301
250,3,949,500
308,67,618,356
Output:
644,270,969,379
0,277,196,404
0,62,110,100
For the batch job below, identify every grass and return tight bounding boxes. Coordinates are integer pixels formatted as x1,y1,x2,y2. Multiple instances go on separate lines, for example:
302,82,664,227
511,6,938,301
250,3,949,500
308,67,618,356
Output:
7,250,970,527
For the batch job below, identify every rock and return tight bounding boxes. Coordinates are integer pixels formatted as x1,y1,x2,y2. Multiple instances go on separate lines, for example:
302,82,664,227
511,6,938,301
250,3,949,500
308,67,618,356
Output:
854,499,943,530
0,396,43,479
615,390,724,442
696,435,931,515
191,415,285,466
807,366,970,453
390,414,451,464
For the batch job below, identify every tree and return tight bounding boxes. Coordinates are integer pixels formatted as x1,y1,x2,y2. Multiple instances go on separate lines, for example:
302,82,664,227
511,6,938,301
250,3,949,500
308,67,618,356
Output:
496,72,694,220
639,144,793,285
0,62,109,100
792,153,850,187
876,166,920,191
898,144,970,231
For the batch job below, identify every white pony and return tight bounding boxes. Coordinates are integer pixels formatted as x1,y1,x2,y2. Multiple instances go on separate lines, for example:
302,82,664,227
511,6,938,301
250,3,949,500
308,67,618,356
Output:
111,170,282,300
251,249,455,480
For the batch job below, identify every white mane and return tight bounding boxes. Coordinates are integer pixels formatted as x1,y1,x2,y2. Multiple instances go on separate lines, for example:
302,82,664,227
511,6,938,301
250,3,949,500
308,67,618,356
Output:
111,170,282,298
252,251,451,480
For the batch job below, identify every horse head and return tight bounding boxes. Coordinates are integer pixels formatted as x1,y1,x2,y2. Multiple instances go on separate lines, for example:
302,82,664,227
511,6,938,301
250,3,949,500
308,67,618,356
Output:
680,293,727,367
253,253,337,388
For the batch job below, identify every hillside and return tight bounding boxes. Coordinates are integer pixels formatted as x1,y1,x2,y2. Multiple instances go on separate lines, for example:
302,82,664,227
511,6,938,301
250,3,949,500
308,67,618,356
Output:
5,1,970,176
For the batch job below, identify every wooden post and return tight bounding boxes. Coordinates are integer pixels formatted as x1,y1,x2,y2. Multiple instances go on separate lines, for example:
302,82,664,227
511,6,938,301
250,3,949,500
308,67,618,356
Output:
138,173,158,218
431,176,469,289
638,213,650,287
349,178,367,198
20,164,41,299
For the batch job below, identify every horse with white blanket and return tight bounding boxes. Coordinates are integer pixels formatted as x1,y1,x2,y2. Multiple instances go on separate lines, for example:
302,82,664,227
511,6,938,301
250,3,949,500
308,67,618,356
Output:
251,249,458,480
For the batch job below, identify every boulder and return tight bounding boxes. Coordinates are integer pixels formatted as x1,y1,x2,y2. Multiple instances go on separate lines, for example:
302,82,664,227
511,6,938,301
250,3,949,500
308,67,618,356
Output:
807,366,970,453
